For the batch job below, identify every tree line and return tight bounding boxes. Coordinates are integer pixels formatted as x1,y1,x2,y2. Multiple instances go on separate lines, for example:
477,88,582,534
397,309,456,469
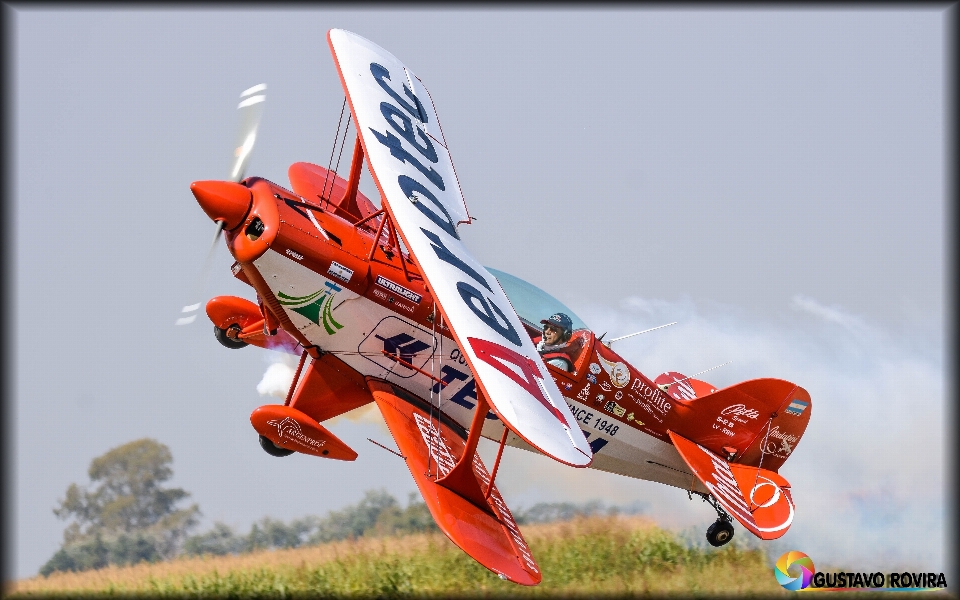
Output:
41,439,636,576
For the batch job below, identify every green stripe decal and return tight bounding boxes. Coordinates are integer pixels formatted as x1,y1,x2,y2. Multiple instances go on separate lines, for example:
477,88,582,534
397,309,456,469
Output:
279,281,345,336
277,289,325,306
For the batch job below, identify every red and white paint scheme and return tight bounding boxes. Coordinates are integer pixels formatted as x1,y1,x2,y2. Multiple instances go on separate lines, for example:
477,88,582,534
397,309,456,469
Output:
186,29,813,585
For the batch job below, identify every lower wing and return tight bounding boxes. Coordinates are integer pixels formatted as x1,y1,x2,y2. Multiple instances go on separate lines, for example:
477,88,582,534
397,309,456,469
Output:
368,379,541,585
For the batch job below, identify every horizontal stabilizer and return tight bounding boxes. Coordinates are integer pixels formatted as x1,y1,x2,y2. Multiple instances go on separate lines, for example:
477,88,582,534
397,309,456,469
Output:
251,404,358,461
669,431,794,540
287,162,379,220
369,380,541,585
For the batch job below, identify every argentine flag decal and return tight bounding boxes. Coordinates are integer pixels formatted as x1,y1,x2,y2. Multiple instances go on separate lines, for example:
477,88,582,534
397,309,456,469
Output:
786,399,809,416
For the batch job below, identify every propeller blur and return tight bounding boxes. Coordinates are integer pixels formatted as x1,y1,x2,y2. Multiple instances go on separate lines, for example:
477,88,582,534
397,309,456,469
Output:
177,84,267,326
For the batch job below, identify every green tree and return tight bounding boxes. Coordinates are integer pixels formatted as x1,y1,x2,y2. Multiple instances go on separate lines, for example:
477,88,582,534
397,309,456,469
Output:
182,522,245,557
308,489,398,544
41,439,199,575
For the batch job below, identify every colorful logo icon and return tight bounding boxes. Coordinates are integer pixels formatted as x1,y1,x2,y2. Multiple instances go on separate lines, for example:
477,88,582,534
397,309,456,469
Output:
775,550,815,591
278,281,344,335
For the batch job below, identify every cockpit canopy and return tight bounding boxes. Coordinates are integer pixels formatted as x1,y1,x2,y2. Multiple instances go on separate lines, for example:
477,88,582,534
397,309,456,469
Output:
487,267,589,338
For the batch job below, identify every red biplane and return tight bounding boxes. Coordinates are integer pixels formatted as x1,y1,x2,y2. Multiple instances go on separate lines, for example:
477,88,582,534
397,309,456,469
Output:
179,30,811,585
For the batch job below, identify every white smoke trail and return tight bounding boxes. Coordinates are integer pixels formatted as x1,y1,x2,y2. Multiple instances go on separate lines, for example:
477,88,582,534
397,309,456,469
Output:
492,293,945,574
256,352,298,399
254,350,386,429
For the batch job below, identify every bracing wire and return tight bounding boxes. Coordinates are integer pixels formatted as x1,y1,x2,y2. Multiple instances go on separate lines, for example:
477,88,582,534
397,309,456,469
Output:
749,417,775,511
333,112,352,177
436,313,444,450
321,97,348,207
427,302,438,478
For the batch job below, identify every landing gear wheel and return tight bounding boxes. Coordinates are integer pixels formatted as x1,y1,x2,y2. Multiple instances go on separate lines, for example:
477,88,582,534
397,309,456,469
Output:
215,324,248,349
706,520,734,547
259,435,294,457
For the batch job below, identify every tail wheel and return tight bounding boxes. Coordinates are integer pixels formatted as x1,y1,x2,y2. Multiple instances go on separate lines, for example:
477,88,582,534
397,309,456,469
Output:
706,520,734,547
215,324,248,349
259,435,294,457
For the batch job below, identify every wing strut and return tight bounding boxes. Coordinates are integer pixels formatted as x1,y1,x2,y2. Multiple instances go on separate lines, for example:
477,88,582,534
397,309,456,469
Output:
354,209,414,283
336,134,365,219
284,349,309,406
435,390,494,514
485,426,510,500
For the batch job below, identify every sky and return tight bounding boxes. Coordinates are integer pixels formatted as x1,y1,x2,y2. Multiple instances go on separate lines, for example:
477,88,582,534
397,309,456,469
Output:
10,7,949,583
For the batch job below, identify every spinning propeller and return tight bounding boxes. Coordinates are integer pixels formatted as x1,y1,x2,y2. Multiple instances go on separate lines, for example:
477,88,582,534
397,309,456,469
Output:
176,84,267,326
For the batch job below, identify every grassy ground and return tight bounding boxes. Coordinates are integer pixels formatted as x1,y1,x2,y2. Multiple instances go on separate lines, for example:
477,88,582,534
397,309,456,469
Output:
9,516,789,598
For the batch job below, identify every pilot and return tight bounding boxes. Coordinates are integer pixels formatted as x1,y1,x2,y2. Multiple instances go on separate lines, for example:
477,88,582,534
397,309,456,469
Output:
537,312,576,372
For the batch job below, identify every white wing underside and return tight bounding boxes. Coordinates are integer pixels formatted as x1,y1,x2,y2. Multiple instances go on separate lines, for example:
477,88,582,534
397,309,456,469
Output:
328,29,591,467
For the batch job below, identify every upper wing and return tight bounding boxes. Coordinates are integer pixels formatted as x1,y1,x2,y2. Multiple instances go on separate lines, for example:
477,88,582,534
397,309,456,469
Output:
327,29,591,467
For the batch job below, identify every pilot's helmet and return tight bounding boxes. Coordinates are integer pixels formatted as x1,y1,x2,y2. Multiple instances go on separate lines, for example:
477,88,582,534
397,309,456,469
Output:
540,312,573,335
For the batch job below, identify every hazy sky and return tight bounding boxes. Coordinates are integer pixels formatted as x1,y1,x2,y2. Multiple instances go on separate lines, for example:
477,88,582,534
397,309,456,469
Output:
11,7,948,582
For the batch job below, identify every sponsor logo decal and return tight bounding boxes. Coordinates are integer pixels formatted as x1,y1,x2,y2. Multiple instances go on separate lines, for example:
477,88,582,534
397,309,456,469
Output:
603,400,626,417
372,286,416,313
721,404,759,420
629,379,673,415
365,59,569,439
375,275,422,304
764,426,800,457
586,373,597,384
277,281,344,335
285,248,304,261
327,261,354,283
358,316,437,379
576,383,591,401
266,416,326,449
597,355,631,388
589,363,601,375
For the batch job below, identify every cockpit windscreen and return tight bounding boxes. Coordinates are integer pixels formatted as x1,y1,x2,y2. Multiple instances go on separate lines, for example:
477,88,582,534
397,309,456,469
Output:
486,267,589,337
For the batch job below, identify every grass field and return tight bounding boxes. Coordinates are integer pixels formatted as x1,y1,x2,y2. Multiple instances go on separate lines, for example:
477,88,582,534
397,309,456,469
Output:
9,516,789,597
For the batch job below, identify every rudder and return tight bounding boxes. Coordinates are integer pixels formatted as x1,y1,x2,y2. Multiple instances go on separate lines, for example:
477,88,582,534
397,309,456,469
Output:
670,378,811,471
